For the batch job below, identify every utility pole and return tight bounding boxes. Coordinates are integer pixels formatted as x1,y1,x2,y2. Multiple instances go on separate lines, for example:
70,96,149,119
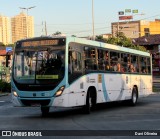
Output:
45,21,47,36
92,0,95,40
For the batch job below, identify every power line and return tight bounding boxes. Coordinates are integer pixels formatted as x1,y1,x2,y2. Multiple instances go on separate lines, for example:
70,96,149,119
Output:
139,14,160,20
34,22,108,26
34,13,160,36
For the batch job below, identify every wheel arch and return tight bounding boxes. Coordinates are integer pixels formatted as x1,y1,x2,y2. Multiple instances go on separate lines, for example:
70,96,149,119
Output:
87,86,97,103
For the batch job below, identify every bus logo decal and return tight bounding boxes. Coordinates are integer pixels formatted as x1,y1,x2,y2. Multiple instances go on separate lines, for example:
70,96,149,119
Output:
98,74,102,83
80,82,84,89
126,76,128,84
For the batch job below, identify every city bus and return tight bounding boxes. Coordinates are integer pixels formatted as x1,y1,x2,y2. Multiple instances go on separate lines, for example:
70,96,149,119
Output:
11,36,152,115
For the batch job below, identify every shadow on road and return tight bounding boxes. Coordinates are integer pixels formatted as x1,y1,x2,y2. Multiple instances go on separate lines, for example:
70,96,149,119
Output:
25,100,149,119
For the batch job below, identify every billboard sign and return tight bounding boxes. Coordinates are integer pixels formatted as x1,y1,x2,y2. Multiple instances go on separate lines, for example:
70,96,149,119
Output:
118,11,124,15
125,9,131,13
119,16,133,20
132,9,138,13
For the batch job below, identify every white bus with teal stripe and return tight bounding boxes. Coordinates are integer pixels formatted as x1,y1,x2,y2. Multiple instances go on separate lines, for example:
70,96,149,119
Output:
11,36,152,115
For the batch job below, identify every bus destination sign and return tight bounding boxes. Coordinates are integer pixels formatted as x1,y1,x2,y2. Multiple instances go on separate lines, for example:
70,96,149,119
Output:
22,39,61,47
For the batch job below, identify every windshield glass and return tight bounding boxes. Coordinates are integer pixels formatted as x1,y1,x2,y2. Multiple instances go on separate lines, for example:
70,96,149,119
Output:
13,48,65,85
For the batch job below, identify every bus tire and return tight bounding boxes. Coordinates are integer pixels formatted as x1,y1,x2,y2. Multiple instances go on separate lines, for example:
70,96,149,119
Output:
83,91,91,114
129,87,138,106
83,88,96,114
41,107,50,117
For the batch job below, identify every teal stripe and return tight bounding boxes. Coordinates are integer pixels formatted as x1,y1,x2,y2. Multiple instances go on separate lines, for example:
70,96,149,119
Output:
102,74,110,101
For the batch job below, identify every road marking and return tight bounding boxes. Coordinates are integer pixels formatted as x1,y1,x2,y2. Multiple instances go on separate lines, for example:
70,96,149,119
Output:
0,101,5,103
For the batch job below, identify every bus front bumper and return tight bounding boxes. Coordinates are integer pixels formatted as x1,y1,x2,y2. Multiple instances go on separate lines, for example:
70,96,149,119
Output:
11,93,68,107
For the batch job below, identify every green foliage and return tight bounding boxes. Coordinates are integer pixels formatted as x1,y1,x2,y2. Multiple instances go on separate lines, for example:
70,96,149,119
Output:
96,32,147,52
96,35,103,40
0,42,5,46
54,31,62,35
5,44,15,48
0,80,11,92
71,35,77,37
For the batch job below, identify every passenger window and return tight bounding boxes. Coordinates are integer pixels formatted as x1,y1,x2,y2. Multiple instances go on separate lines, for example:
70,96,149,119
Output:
130,55,139,73
69,51,82,73
68,42,83,84
121,53,129,73
104,51,110,71
98,49,104,70
84,47,97,70
110,52,120,72
140,57,147,73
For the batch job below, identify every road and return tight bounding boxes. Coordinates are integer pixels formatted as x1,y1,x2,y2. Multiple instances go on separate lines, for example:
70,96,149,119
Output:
0,94,160,139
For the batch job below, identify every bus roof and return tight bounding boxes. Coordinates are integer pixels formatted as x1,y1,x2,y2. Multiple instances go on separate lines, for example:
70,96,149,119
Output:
67,37,150,57
16,36,66,42
16,36,150,57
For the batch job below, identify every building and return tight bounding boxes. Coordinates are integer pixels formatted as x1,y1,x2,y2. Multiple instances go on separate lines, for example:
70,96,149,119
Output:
0,15,11,45
101,33,112,39
133,34,160,75
112,19,160,39
11,12,34,43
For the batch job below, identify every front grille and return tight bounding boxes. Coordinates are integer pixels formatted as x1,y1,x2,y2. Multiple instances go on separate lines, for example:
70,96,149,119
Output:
15,83,57,91
21,99,51,106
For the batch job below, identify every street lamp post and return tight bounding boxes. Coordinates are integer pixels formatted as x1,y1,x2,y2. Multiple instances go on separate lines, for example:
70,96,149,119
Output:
92,0,95,40
19,6,36,38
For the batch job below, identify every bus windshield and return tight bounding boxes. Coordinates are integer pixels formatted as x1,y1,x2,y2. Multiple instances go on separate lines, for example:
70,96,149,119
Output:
13,46,65,85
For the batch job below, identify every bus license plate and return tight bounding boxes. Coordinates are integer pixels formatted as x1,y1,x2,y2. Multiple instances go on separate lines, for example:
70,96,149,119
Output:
31,103,41,107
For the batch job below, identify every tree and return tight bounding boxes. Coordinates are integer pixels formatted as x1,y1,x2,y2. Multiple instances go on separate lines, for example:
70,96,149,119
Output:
5,44,15,48
53,31,62,35
96,35,103,40
0,42,5,46
71,35,76,37
96,32,147,52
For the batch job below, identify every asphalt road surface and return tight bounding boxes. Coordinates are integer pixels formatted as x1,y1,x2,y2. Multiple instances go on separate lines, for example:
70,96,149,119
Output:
0,93,160,139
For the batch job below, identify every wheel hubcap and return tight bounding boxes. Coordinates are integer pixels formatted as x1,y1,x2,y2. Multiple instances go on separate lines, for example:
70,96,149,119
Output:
89,97,92,107
133,93,137,103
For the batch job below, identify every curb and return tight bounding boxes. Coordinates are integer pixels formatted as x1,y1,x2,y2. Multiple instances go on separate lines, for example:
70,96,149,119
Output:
0,93,10,97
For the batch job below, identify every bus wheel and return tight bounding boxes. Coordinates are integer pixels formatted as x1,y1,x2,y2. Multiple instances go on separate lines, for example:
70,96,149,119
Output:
83,88,96,114
41,107,50,117
129,87,138,106
83,91,91,114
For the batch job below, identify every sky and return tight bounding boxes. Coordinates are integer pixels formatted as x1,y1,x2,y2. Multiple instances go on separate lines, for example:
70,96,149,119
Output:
0,0,160,37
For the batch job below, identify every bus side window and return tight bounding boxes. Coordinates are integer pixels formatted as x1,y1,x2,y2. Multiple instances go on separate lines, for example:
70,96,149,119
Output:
68,51,73,74
98,49,108,70
84,47,96,70
130,55,139,73
110,51,120,72
104,51,110,71
68,43,83,84
69,51,82,73
140,57,147,73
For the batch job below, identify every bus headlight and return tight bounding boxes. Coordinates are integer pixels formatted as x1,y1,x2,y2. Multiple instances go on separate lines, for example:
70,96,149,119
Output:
54,86,65,97
13,91,18,97
12,86,18,97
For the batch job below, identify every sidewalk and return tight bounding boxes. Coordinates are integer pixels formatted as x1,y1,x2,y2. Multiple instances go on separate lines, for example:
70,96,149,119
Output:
0,92,10,97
